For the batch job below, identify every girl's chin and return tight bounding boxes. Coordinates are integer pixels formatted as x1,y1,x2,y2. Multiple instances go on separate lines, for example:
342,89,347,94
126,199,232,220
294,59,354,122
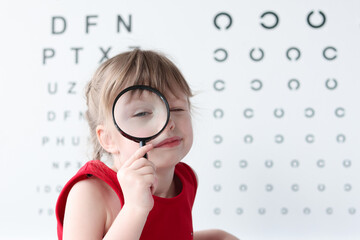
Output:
149,155,182,168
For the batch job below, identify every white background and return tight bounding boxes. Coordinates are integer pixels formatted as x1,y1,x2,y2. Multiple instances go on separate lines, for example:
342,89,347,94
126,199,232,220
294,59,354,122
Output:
0,0,359,239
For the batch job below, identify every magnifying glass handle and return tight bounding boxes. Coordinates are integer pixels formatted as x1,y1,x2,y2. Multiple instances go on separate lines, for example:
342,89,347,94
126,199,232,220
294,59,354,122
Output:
140,140,148,159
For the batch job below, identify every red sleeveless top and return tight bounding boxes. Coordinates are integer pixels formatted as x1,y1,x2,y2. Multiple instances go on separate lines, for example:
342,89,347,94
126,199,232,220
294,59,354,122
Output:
56,160,197,240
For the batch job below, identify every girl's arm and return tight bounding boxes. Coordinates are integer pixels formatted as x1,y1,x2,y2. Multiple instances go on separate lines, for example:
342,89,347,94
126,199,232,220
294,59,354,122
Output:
62,177,109,240
194,229,239,240
62,177,149,240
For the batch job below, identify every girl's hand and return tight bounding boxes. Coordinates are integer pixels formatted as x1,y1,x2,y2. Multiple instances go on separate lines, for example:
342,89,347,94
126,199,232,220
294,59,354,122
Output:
116,144,157,213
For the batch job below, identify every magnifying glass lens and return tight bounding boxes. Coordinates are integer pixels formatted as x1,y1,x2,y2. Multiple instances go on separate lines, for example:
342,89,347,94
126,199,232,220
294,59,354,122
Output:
113,88,169,140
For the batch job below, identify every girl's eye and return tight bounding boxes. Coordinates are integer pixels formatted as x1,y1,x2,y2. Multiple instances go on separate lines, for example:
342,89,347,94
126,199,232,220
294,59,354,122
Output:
170,108,185,112
133,111,152,117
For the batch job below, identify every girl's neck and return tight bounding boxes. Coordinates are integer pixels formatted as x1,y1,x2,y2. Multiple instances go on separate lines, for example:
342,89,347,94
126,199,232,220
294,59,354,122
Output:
153,166,180,198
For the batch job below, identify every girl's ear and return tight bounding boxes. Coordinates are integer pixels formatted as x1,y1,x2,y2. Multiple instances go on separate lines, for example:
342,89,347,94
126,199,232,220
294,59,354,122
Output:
96,125,118,154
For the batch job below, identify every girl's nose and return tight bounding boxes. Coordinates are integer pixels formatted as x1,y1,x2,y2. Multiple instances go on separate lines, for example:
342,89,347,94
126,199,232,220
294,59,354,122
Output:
166,116,175,131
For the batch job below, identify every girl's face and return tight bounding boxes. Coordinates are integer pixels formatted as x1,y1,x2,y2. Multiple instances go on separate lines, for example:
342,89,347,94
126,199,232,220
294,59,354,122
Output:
109,92,193,170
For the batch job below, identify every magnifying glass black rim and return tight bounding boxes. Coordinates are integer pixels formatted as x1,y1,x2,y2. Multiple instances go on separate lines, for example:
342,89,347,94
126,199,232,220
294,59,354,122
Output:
111,85,170,143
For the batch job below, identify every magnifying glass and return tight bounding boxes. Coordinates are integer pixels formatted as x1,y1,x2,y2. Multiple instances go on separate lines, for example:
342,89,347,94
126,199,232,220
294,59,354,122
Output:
112,85,170,158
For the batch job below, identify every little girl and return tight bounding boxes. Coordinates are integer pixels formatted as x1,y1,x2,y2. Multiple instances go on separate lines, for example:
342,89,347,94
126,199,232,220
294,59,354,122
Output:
56,49,239,240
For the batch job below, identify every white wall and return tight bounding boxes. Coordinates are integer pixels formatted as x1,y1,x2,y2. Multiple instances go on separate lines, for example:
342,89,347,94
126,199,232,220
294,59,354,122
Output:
0,0,359,239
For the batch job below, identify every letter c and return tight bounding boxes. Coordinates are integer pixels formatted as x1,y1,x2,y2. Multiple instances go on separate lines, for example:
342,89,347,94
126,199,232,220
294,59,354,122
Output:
214,12,233,30
307,10,326,28
249,48,264,61
214,48,228,62
260,11,279,29
323,47,337,61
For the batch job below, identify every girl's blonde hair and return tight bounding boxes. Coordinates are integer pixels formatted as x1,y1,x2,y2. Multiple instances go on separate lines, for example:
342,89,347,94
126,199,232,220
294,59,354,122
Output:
85,49,192,160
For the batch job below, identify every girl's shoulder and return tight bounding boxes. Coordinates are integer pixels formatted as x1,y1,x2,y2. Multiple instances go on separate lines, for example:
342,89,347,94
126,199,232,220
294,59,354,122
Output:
68,173,115,203
57,160,121,239
62,173,121,238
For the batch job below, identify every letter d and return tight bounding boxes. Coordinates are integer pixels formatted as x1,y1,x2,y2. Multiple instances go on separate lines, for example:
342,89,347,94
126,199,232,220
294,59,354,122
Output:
52,16,66,34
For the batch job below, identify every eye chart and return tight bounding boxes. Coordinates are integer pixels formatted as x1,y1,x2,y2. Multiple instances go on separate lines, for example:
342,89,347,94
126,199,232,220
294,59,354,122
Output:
0,1,359,239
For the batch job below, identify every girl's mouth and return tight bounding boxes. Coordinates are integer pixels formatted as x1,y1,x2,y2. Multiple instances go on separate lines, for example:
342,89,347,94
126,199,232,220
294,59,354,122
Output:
154,136,182,148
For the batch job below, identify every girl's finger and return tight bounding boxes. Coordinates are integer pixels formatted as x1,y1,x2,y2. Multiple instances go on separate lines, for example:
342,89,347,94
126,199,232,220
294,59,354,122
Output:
133,164,156,175
130,158,156,171
122,144,154,168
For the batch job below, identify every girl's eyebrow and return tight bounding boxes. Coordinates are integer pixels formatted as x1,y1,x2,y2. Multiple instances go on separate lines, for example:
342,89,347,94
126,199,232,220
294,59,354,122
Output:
166,94,187,102
168,98,188,106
